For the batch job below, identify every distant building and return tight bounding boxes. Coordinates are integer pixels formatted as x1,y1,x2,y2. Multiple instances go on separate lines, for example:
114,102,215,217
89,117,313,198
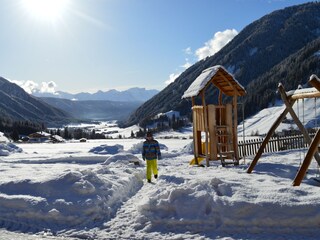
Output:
156,110,180,120
28,132,51,143
164,110,180,119
146,110,187,130
51,135,66,143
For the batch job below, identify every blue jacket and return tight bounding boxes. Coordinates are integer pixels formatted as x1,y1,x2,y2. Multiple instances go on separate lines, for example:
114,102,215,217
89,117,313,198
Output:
142,139,161,160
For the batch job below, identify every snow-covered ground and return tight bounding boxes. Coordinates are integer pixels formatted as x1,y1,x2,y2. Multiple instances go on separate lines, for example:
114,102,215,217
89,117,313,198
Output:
1,95,320,240
239,98,320,136
1,126,320,239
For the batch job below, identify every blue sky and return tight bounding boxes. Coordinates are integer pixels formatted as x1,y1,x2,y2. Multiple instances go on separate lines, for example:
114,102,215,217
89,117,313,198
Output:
0,0,313,94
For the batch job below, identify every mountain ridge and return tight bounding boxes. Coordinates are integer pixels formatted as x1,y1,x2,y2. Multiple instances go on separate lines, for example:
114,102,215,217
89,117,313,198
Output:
0,77,74,127
33,87,159,102
40,97,142,121
123,2,320,127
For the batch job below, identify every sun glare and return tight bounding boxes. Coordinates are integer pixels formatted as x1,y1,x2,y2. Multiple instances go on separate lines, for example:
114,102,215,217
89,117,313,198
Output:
21,0,70,22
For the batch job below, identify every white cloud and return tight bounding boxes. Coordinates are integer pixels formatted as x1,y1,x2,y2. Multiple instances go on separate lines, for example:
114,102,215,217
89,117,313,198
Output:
10,79,57,94
164,29,238,86
181,58,192,69
10,80,38,94
165,72,181,85
183,47,192,55
195,29,238,60
165,58,192,85
40,81,57,93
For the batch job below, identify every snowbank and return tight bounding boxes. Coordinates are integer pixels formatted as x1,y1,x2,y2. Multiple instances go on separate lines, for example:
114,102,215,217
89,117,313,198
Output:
89,144,124,154
0,155,144,237
0,131,9,143
103,153,143,166
0,132,23,156
0,142,22,156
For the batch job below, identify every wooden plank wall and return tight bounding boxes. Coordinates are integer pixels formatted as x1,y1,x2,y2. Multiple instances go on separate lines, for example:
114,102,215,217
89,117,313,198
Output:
192,106,205,132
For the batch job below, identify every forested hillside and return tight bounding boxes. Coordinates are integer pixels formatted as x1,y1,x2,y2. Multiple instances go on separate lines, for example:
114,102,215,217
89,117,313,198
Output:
123,2,320,127
0,77,73,128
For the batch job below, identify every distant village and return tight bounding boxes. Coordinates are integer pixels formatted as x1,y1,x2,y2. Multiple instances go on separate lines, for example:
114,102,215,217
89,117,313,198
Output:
10,110,190,143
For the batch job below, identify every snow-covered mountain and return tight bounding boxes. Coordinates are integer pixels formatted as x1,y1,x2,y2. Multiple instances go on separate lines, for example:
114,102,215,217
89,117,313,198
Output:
33,87,159,102
124,2,320,127
0,77,73,126
238,96,320,136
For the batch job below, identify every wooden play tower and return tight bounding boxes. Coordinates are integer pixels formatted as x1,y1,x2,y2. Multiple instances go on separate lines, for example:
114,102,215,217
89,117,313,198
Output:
182,65,246,167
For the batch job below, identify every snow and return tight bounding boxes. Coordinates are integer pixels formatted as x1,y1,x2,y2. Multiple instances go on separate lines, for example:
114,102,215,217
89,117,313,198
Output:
0,133,22,156
182,65,244,99
310,74,320,82
2,90,320,239
1,120,320,240
0,132,9,143
286,87,318,97
182,65,221,98
239,98,320,136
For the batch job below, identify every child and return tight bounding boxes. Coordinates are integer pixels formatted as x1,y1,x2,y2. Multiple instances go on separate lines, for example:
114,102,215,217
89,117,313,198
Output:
142,131,161,183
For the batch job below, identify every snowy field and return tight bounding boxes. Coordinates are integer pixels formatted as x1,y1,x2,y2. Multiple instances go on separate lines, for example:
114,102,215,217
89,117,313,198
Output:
1,93,320,240
1,124,320,240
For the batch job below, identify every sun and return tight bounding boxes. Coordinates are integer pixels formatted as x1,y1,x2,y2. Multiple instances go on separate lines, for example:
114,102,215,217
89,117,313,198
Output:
21,0,70,22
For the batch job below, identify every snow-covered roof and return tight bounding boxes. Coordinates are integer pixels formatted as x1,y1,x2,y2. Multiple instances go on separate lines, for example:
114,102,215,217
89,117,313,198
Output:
182,65,246,99
286,87,319,97
28,131,51,138
310,74,320,82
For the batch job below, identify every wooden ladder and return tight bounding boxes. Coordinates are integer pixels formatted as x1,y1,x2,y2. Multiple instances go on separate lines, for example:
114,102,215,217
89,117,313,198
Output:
216,125,237,167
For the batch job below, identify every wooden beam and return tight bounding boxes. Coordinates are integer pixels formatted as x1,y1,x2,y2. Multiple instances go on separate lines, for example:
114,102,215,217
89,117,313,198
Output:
289,91,320,100
293,129,320,186
208,105,217,159
218,90,223,105
220,72,240,96
247,101,294,173
233,96,239,162
278,83,320,166
191,97,198,165
202,91,210,167
308,74,320,92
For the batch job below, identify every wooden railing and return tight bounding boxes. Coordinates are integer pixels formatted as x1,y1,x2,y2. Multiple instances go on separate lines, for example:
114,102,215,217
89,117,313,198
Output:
238,133,316,158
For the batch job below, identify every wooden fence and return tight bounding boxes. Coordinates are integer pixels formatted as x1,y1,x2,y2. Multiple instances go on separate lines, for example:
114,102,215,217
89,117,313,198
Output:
238,133,316,158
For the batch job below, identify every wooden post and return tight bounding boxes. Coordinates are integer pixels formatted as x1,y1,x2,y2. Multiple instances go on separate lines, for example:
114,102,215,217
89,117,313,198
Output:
208,105,217,159
218,90,223,105
247,102,294,173
202,91,210,167
278,83,320,166
191,97,198,165
293,129,320,186
233,96,239,162
309,75,320,92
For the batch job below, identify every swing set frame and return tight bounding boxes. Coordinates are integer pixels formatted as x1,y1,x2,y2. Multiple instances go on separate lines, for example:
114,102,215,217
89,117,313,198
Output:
247,74,320,186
